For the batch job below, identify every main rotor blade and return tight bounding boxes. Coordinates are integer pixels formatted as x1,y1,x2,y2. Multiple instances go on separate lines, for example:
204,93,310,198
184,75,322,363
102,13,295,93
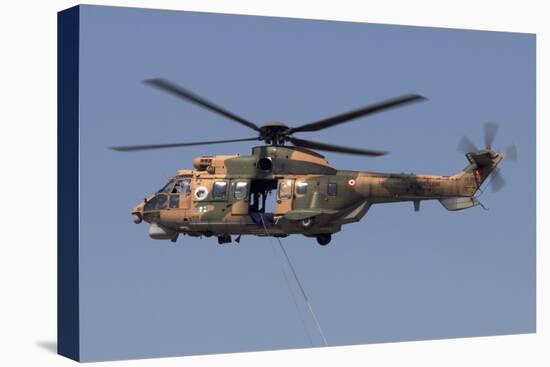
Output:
286,94,426,134
457,136,479,153
109,137,260,152
484,122,499,149
491,168,506,192
288,136,388,156
504,144,518,161
144,78,261,132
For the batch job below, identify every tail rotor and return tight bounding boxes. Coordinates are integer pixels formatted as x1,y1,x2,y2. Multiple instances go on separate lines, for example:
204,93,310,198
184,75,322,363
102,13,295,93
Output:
457,135,478,153
457,122,517,193
503,144,518,161
490,168,506,192
483,122,499,149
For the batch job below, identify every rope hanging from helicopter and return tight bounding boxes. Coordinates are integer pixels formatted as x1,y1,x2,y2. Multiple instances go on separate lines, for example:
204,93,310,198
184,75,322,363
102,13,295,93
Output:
264,227,314,347
259,214,329,347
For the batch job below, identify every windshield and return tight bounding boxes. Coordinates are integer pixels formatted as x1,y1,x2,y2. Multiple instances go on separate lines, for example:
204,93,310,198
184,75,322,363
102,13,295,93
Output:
157,179,176,193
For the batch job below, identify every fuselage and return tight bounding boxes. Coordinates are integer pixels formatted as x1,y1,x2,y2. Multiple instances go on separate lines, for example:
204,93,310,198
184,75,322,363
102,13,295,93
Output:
132,145,501,241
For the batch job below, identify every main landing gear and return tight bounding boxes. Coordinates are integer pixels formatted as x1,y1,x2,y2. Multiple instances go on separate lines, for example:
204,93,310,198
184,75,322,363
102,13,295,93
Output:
217,234,242,244
216,233,332,245
217,235,232,244
316,233,332,246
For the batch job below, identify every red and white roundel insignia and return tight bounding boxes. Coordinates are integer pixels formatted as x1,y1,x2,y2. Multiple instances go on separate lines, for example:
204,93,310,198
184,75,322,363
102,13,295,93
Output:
348,179,356,186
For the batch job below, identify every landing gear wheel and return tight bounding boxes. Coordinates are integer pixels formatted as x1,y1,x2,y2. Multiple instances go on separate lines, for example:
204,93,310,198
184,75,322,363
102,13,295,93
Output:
316,233,332,246
301,218,313,228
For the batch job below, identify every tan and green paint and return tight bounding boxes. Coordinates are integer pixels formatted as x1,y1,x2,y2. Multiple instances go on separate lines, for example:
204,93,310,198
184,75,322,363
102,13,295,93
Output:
131,145,502,244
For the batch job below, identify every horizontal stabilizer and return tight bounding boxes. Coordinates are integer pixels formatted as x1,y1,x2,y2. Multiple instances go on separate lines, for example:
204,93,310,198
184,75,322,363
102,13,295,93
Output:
439,197,480,211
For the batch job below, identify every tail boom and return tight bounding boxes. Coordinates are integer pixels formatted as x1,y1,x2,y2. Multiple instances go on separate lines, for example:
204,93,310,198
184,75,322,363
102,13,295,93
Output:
354,150,503,211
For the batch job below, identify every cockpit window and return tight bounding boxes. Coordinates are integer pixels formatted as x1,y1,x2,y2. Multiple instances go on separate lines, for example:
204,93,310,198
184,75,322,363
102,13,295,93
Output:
157,179,175,193
144,194,168,211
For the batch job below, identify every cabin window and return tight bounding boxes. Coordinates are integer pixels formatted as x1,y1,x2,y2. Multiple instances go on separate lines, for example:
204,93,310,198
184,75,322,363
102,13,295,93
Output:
234,181,248,200
296,182,308,195
327,182,337,196
194,186,208,201
278,179,293,200
144,194,168,211
213,181,228,199
174,179,191,193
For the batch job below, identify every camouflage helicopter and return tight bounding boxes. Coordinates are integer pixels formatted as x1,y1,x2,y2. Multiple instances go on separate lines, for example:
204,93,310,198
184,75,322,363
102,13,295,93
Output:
111,79,517,246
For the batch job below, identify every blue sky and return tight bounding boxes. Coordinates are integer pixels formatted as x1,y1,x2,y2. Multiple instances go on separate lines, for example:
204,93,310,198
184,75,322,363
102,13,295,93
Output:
77,5,535,361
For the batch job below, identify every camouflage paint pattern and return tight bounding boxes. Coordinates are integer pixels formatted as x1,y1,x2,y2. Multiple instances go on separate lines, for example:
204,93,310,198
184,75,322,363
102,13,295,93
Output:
132,146,503,241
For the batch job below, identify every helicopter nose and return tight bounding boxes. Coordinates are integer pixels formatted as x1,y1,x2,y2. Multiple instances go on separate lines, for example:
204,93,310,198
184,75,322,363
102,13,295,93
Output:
131,200,146,224
132,212,142,224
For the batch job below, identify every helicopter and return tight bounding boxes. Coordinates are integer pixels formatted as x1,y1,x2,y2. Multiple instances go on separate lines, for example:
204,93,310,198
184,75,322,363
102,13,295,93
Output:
111,78,517,246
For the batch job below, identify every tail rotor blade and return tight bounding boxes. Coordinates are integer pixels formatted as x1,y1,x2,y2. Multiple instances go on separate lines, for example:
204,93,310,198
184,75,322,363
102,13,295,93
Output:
457,136,478,153
504,144,518,161
491,168,506,192
484,122,499,149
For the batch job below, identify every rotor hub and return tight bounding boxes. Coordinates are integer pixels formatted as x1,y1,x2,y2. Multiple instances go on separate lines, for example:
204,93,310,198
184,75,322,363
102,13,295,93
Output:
259,121,290,145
